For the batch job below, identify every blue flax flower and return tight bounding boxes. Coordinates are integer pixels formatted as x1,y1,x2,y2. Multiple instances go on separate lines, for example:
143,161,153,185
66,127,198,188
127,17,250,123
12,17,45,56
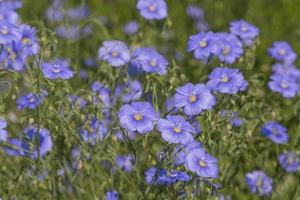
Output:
145,167,167,185
0,20,20,44
272,63,300,81
44,1,64,22
0,41,27,71
186,5,204,20
157,115,196,144
261,121,288,144
174,83,216,116
123,21,139,35
105,190,119,200
0,7,19,24
119,80,143,103
207,67,248,94
187,31,218,62
80,116,108,145
98,40,130,67
118,101,158,134
145,167,190,185
42,59,74,80
165,96,179,114
115,154,134,173
229,19,259,46
137,0,167,20
131,47,169,75
214,33,243,64
268,74,298,98
246,170,273,196
4,138,23,156
91,81,111,108
20,24,39,55
278,151,300,173
268,41,297,64
220,110,244,127
21,126,53,159
0,118,8,142
16,91,47,110
0,0,23,10
185,147,218,178
65,5,90,21
173,140,202,166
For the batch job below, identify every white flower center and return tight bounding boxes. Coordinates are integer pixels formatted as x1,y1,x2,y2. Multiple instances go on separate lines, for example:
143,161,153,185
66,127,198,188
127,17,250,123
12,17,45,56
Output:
52,64,61,73
148,4,156,12
220,73,229,83
199,39,207,47
1,25,9,35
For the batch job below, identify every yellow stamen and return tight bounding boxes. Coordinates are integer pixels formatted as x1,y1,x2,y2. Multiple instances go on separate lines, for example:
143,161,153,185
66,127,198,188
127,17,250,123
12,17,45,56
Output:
173,127,181,133
111,51,119,57
189,94,197,103
134,113,142,121
22,37,29,44
221,74,229,83
199,40,207,48
223,47,230,55
199,160,206,167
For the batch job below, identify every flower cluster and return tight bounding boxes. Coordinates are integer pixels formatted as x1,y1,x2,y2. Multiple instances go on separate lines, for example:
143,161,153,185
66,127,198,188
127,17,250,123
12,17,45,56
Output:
186,4,209,32
45,1,92,40
267,42,300,98
0,2,39,71
145,167,191,185
188,30,247,64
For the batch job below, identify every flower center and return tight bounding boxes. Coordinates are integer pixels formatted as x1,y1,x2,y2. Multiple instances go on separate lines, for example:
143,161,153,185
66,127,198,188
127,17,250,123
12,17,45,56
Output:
220,73,229,83
111,51,119,57
287,155,295,165
199,39,207,48
28,96,35,103
134,113,143,121
189,94,197,103
241,25,248,32
22,37,30,44
52,64,61,73
256,179,263,187
173,127,181,133
280,81,288,89
1,25,9,35
149,59,157,67
199,160,206,167
148,4,156,12
223,46,230,55
271,127,280,136
278,49,286,56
